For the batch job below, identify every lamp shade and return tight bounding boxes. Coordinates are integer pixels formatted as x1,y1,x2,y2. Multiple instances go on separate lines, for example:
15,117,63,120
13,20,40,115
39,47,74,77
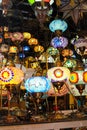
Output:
10,32,24,42
69,70,87,84
51,36,68,48
46,47,59,56
0,67,24,85
24,76,51,93
34,45,44,52
63,59,77,69
23,32,31,39
9,46,18,53
49,19,68,33
28,38,38,45
47,67,70,82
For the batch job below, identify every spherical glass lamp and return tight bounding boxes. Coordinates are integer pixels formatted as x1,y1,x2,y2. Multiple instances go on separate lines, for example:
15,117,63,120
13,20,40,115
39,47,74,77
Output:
51,36,68,48
25,76,51,93
49,19,68,33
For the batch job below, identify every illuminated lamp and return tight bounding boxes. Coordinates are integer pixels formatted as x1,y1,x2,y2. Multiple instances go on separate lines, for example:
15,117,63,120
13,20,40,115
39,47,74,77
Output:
69,70,87,95
0,67,24,85
30,62,39,69
4,32,10,39
49,19,68,33
23,45,30,52
39,52,55,63
10,32,24,42
0,66,24,122
24,76,51,93
47,67,70,82
9,46,18,54
28,38,38,45
23,32,31,39
61,48,73,57
74,38,87,56
34,45,44,52
51,36,68,48
63,59,77,70
0,44,9,53
46,47,59,55
19,53,25,59
47,67,70,116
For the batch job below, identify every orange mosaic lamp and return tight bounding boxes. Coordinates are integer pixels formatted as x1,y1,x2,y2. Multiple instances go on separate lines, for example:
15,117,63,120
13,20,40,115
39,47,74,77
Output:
23,32,31,39
28,38,38,45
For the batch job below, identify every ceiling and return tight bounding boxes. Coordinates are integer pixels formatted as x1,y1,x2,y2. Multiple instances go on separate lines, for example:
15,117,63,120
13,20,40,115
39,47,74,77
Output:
0,0,87,41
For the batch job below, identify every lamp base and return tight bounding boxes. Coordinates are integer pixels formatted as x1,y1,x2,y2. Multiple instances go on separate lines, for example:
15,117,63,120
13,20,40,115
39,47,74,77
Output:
4,114,19,123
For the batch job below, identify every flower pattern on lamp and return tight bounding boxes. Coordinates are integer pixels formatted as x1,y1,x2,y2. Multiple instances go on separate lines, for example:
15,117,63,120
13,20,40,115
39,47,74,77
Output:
49,19,68,33
47,67,70,82
70,70,87,84
24,76,51,93
51,36,68,48
69,70,87,95
0,67,24,85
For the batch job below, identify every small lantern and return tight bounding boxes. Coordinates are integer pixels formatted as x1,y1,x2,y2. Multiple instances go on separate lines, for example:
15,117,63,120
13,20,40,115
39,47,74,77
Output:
51,36,68,48
34,45,44,52
46,47,59,55
10,32,24,42
28,38,38,45
49,19,68,33
23,32,31,39
9,46,18,54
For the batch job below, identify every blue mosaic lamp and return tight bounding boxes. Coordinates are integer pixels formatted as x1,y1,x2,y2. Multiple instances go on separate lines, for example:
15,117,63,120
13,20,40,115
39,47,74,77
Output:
49,19,68,33
25,76,51,93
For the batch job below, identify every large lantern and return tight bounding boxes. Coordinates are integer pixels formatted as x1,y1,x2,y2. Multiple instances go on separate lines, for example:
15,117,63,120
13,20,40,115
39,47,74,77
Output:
47,67,70,82
25,76,51,93
0,67,24,85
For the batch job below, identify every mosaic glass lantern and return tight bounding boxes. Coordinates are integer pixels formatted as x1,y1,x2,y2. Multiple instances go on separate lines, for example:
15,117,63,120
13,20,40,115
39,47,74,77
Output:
28,38,38,45
47,67,70,82
51,36,68,48
9,46,18,54
0,67,24,85
46,47,59,56
23,32,31,39
10,32,24,42
69,70,87,95
49,19,68,33
25,76,51,93
34,45,44,52
63,59,77,69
